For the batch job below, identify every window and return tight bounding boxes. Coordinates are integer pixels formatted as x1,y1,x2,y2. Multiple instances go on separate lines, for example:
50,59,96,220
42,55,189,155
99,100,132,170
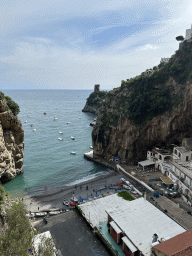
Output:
159,155,162,160
186,156,189,161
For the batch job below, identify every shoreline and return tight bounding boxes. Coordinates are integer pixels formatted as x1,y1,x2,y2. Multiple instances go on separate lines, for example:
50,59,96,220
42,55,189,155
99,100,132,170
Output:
23,169,123,212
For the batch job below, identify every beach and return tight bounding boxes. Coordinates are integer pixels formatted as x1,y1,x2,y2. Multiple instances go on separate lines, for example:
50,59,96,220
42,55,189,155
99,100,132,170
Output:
23,170,130,213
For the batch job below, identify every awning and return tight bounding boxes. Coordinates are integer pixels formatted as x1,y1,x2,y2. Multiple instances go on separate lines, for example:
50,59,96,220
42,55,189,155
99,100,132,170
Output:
160,176,174,184
122,236,137,252
110,221,122,234
138,160,155,167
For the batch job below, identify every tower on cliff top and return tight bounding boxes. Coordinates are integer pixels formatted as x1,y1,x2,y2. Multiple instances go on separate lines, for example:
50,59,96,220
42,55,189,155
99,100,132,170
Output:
94,84,100,93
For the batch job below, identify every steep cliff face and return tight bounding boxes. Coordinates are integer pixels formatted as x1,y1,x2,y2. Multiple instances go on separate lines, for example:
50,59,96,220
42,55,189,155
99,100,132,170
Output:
0,100,24,182
82,90,108,115
92,41,192,163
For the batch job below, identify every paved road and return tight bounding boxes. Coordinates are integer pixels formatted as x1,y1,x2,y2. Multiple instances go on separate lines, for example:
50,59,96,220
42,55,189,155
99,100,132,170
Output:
35,210,111,256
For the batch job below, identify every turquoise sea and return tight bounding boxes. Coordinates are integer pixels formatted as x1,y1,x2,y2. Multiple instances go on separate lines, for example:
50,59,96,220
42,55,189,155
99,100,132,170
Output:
2,90,109,197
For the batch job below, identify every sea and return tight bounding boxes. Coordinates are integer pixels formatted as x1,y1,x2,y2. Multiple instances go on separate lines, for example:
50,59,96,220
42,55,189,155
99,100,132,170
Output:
1,90,109,198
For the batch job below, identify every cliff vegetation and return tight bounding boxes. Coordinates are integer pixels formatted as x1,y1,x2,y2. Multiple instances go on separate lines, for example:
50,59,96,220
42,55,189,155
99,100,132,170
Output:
0,92,24,183
92,40,192,162
0,185,33,255
82,90,108,114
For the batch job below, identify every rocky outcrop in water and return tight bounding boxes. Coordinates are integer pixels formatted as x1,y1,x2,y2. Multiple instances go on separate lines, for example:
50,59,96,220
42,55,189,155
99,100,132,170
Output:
92,41,192,163
0,99,24,182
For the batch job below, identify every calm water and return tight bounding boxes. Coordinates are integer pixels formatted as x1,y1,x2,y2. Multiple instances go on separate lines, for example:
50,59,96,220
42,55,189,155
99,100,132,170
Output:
2,90,109,197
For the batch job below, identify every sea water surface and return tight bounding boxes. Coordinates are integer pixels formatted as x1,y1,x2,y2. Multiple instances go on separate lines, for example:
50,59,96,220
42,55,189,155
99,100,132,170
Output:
2,90,109,197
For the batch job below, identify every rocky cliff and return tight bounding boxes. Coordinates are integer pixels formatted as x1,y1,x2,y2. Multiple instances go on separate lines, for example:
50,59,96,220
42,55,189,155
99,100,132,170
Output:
92,40,192,163
82,90,108,115
0,98,24,183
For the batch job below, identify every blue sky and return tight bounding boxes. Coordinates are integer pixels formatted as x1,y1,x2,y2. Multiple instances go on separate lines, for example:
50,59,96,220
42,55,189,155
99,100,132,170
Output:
0,0,192,90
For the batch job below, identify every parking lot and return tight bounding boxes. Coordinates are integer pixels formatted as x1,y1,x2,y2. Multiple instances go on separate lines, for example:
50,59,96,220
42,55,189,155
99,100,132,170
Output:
34,210,111,256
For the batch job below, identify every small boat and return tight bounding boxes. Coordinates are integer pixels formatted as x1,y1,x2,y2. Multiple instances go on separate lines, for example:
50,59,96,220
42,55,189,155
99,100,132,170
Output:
65,201,69,206
27,114,30,116
49,211,60,216
33,129,36,132
71,136,75,140
58,137,63,141
24,121,27,123
35,212,47,217
53,118,58,121
66,122,71,124
90,145,93,149
44,112,47,115
79,117,81,119
70,151,76,155
26,213,35,218
30,124,33,127
59,131,63,134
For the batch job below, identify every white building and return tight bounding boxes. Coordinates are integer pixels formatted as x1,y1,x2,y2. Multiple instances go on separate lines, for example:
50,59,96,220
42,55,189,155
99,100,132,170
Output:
147,148,172,170
160,58,170,64
185,24,192,40
173,146,192,161
158,146,192,203
106,197,185,256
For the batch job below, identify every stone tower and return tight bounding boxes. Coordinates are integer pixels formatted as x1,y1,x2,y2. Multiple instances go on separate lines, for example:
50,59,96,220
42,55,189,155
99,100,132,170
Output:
94,84,100,93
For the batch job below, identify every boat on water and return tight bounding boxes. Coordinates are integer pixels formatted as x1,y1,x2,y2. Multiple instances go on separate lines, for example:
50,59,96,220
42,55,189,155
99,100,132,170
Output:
24,121,27,123
35,212,47,217
53,118,58,121
44,112,47,115
90,145,93,149
30,124,33,127
71,136,75,140
66,122,71,124
33,129,36,132
58,137,63,141
70,151,76,155
59,131,63,134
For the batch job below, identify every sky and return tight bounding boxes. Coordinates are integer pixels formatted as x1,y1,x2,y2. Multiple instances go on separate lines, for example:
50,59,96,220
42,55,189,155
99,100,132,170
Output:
0,0,192,90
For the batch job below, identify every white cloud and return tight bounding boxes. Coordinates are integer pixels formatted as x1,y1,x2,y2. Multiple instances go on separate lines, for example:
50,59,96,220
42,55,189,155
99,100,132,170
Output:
1,0,192,89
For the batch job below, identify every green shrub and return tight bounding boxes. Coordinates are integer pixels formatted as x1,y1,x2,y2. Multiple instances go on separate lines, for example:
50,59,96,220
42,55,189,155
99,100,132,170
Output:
118,191,135,201
4,96,20,116
0,200,33,256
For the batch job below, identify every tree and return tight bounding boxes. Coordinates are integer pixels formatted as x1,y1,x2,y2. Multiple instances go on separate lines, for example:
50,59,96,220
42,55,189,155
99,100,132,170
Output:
0,200,33,256
176,35,184,41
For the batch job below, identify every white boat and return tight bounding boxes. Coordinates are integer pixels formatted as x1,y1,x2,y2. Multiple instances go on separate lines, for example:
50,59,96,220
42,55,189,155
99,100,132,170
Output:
58,137,63,141
53,118,58,121
71,136,75,140
59,131,63,134
65,201,69,206
27,114,30,116
66,122,71,124
24,121,27,123
35,212,47,217
90,145,93,149
33,129,36,132
70,151,76,155
49,211,60,216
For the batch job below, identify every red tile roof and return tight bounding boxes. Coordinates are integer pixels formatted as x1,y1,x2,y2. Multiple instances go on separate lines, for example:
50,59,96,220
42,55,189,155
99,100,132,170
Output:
153,230,192,256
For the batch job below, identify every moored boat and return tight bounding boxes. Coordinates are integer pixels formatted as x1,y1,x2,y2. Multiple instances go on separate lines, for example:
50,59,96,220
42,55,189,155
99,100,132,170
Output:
35,212,47,217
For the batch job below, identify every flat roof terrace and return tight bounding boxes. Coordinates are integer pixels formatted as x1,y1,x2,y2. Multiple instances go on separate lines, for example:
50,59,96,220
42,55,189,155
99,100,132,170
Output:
106,197,185,256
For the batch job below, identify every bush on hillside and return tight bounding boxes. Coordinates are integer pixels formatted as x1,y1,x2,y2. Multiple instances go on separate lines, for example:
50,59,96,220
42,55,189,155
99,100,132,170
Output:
4,96,20,116
0,200,33,256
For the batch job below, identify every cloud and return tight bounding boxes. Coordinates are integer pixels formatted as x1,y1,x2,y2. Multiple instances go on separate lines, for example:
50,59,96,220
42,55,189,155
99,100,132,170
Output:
1,0,192,89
